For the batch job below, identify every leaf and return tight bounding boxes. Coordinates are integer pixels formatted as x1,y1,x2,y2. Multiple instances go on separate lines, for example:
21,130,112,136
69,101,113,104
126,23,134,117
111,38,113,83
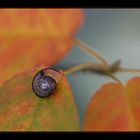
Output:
83,77,140,131
0,9,83,85
0,68,80,130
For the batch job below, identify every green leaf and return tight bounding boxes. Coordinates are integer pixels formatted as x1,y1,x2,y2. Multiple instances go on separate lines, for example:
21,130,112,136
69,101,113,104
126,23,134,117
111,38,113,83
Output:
0,68,80,131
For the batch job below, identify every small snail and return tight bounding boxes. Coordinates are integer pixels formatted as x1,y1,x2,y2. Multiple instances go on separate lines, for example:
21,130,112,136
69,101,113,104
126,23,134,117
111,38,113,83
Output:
32,68,62,98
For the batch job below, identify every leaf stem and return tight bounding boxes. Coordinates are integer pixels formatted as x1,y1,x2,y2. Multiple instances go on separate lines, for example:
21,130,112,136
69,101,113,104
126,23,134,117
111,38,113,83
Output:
118,67,140,73
64,39,140,86
64,62,124,85
106,73,124,86
64,63,104,75
75,39,109,67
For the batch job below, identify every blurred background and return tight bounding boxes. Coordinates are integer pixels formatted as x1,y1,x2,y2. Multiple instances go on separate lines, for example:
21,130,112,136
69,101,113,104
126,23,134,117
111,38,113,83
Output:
55,9,140,126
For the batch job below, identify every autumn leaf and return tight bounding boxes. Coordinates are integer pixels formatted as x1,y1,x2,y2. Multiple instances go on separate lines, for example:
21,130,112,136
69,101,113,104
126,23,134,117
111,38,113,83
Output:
0,67,80,131
0,9,83,85
83,77,140,131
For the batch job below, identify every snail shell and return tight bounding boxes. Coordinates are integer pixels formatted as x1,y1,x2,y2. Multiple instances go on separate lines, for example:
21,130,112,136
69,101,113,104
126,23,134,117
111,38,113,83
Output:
32,68,61,98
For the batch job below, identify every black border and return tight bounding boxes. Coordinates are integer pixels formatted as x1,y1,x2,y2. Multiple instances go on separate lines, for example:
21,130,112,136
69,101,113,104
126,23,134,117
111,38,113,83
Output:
0,0,140,8
1,132,140,139
1,0,140,138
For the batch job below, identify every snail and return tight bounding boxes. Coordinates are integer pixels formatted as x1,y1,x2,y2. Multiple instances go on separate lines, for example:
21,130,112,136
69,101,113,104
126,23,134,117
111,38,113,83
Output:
32,68,62,98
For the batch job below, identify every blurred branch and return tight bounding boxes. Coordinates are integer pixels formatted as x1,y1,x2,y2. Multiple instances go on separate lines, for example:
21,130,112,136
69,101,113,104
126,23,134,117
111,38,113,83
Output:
117,67,140,73
64,39,140,85
75,39,109,68
64,63,104,75
64,61,123,85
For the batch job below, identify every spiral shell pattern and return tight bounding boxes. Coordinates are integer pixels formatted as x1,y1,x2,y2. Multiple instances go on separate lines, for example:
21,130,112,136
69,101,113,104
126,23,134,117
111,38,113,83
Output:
32,69,57,98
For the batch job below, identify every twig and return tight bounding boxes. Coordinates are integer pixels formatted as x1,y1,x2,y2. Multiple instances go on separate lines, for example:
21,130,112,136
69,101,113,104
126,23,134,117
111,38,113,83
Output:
64,63,103,75
117,67,140,73
64,62,124,85
75,39,109,68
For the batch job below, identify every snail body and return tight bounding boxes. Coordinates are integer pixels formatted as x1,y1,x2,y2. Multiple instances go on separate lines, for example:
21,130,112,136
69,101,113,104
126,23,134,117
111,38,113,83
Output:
32,68,61,98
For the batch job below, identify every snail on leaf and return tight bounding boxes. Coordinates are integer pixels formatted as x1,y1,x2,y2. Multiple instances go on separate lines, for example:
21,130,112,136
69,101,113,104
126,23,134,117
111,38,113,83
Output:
32,68,62,98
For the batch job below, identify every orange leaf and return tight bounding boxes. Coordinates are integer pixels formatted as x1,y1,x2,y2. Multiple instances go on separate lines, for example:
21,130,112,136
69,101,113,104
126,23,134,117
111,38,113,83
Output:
0,68,80,130
0,9,83,85
84,77,140,131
